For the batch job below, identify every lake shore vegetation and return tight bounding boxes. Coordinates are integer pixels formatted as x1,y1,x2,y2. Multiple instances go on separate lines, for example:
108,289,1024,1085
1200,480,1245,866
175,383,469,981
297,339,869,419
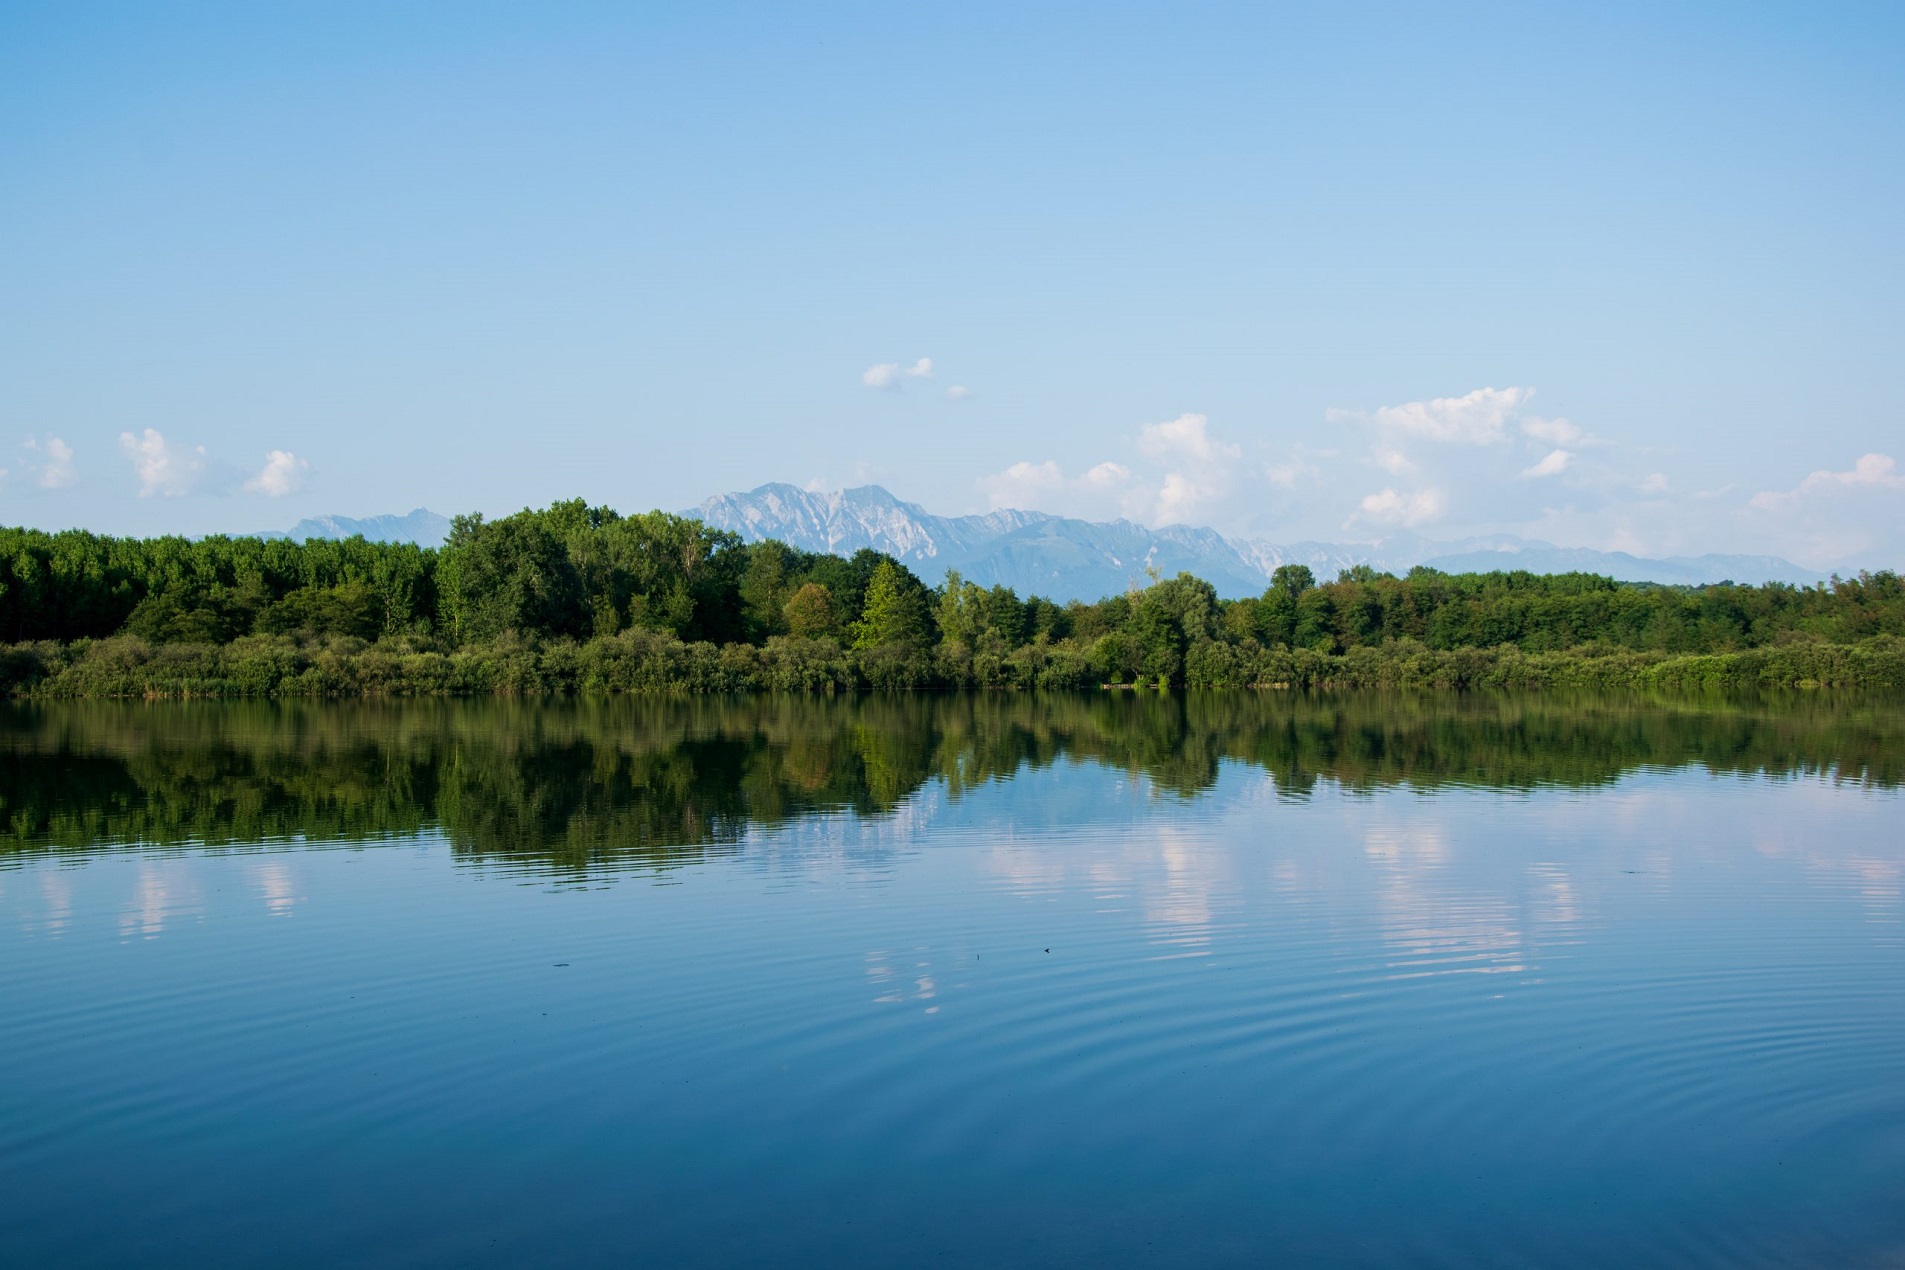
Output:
0,500,1900,697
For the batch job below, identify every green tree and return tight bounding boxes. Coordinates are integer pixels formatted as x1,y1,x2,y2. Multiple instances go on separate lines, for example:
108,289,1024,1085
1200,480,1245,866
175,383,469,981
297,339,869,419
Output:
783,582,836,637
739,541,794,640
1272,563,1315,597
439,511,585,642
852,560,931,650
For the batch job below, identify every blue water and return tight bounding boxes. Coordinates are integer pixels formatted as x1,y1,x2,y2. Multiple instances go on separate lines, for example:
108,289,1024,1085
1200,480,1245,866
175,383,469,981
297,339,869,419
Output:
1,697,1902,1266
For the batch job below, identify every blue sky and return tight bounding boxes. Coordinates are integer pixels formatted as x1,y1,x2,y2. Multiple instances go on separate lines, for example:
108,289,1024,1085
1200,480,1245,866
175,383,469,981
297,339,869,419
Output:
2,1,1900,567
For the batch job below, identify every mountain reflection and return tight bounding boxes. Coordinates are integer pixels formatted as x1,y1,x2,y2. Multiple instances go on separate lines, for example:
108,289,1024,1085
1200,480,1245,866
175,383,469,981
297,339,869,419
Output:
1,692,1899,873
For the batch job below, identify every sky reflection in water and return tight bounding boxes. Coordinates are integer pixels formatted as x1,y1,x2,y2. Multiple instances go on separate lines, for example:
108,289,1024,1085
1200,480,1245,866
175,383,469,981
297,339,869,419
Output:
1,694,1901,1268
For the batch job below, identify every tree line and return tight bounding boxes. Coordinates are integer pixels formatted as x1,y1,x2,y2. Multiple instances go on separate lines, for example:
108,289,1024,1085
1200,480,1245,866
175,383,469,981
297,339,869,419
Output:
0,498,1900,696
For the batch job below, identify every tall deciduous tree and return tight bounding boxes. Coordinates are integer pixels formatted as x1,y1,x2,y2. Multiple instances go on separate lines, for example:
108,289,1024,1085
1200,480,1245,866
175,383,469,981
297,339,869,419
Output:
783,582,836,637
852,561,931,650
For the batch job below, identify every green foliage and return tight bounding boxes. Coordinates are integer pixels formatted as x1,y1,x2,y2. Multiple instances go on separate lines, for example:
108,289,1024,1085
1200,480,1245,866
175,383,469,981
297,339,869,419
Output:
438,501,746,644
440,509,586,641
782,583,836,638
1272,563,1315,597
0,528,436,644
256,582,387,641
0,505,1901,695
851,560,932,650
936,571,1028,649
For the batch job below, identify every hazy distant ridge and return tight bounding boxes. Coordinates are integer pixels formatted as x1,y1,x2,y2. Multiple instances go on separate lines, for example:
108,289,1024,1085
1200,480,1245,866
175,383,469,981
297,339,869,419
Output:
689,483,1825,599
285,509,452,547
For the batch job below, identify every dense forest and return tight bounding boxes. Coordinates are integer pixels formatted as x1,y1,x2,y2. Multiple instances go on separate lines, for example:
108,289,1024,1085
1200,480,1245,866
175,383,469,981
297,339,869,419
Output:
2,693,1899,870
0,499,1900,696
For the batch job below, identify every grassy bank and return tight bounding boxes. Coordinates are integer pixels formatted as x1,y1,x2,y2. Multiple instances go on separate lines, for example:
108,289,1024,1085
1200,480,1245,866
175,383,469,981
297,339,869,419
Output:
3,628,1901,699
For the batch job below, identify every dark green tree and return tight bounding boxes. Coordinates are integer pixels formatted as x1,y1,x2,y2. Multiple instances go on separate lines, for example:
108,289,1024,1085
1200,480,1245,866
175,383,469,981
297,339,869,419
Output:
1272,563,1315,597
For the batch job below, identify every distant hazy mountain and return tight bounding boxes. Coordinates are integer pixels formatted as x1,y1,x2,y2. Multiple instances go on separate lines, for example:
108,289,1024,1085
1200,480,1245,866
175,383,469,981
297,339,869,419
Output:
689,484,1285,598
688,483,1825,600
285,509,451,547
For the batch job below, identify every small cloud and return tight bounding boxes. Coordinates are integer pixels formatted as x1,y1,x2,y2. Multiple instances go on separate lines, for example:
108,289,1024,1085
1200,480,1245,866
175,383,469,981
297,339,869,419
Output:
119,428,206,498
1749,452,1904,510
945,385,971,401
1330,386,1529,445
978,458,1135,516
22,436,77,489
983,414,1271,530
1639,472,1669,495
1156,472,1214,524
1518,448,1573,479
1133,413,1244,525
1521,415,1599,446
1137,412,1241,464
1355,486,1446,528
985,459,1066,502
245,449,308,497
860,356,935,390
1374,447,1413,475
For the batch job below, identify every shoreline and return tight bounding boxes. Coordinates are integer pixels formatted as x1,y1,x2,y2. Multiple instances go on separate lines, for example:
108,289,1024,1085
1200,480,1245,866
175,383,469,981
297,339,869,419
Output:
4,630,1901,698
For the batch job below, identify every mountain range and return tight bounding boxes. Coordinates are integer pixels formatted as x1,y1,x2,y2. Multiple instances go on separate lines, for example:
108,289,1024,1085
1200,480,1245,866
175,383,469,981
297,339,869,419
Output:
265,486,1824,599
275,509,453,547
685,484,1824,599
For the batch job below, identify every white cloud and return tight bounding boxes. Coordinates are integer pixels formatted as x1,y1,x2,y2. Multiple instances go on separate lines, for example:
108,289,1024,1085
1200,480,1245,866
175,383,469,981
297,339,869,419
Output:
1518,448,1573,479
245,449,308,497
1355,487,1446,528
1639,472,1670,495
983,414,1315,533
1137,412,1241,464
1520,415,1593,446
119,428,206,497
979,459,1136,516
22,436,77,489
945,385,971,401
861,356,935,390
983,459,1064,502
1131,413,1245,525
1265,459,1319,489
1155,472,1206,524
1331,386,1529,445
1749,452,1905,510
1374,447,1413,475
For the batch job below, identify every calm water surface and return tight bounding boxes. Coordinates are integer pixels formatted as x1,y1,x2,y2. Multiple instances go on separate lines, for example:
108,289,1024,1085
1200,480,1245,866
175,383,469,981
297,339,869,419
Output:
1,694,1902,1267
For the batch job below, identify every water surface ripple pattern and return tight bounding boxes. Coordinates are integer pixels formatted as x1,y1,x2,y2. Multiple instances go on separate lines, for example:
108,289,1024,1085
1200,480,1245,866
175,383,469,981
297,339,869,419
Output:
1,694,1902,1267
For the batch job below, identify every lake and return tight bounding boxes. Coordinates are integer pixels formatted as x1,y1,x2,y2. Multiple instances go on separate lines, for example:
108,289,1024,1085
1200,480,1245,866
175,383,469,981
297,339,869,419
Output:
2,693,1902,1267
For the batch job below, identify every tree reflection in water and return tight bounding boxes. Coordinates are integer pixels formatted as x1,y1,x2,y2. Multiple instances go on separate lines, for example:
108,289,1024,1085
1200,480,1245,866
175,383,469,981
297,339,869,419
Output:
1,691,1898,874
